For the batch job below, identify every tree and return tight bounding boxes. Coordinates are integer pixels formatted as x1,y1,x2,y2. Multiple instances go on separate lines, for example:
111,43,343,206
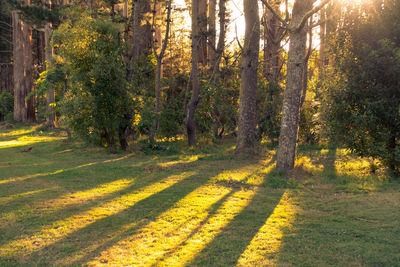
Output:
54,11,134,150
186,0,200,146
12,0,35,123
262,0,329,170
235,0,260,153
149,0,172,142
326,0,400,176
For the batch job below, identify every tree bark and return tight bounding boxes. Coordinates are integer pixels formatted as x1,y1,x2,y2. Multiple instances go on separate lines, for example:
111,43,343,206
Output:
45,23,55,127
263,0,282,82
198,0,207,65
276,0,313,170
186,0,200,146
235,0,260,153
208,0,216,67
12,8,34,123
45,0,55,127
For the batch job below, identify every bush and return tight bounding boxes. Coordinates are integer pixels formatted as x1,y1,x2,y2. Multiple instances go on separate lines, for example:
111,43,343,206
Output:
0,91,13,121
53,9,137,150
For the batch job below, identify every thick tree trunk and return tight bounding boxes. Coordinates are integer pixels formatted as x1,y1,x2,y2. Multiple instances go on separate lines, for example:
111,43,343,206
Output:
208,0,216,67
235,0,260,153
12,9,34,123
186,0,200,146
276,0,312,170
198,0,207,65
12,11,25,122
263,1,282,82
129,0,153,80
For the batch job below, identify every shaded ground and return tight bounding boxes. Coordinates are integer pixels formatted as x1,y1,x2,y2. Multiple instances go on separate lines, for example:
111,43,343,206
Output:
0,125,399,266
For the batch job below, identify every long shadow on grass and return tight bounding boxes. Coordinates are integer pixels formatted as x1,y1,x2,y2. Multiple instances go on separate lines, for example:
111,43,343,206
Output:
5,159,254,265
322,148,338,180
183,174,286,265
0,159,204,248
27,172,220,264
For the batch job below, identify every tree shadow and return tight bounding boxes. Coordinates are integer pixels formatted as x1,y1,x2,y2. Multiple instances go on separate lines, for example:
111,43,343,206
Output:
2,157,257,266
0,158,205,247
169,159,289,266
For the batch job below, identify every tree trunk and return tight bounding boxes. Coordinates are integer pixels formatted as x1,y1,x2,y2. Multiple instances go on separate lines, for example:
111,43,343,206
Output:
276,0,312,170
12,9,34,123
198,0,207,65
12,11,24,122
318,7,326,76
208,0,216,67
235,0,260,153
150,58,162,142
45,18,55,127
263,0,282,82
129,0,153,80
186,0,200,146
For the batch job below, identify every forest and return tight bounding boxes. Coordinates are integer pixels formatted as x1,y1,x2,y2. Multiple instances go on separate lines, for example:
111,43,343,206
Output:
0,0,399,265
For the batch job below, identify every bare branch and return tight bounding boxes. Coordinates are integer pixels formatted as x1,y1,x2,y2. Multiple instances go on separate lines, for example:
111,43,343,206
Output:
295,0,331,31
260,0,288,28
235,23,243,51
159,0,172,59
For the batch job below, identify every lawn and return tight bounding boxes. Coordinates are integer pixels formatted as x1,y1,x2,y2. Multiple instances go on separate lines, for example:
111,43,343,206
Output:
0,124,399,266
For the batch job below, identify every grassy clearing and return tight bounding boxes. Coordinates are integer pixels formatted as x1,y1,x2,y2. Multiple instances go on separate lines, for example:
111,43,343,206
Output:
0,124,399,266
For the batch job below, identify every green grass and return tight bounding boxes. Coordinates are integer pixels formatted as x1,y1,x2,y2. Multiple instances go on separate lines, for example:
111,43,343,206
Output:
0,124,399,266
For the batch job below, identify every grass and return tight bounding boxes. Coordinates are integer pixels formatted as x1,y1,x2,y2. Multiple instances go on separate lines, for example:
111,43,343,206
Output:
0,124,399,266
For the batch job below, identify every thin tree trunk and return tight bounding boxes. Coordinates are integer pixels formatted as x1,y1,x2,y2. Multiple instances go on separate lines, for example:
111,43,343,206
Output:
318,7,326,76
45,0,55,127
276,0,312,170
23,8,35,122
150,0,172,142
235,0,260,153
186,0,200,146
45,23,55,127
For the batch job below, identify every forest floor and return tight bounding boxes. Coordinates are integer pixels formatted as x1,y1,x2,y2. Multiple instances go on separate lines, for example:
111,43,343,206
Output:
0,124,399,266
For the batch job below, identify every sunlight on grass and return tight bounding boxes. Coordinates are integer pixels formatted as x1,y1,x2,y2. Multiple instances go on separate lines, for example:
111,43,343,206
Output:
295,156,324,175
335,149,374,177
159,189,260,266
156,155,198,169
86,165,263,266
0,154,133,184
237,190,299,266
0,179,136,227
0,136,64,148
0,172,194,258
0,188,56,204
0,125,39,137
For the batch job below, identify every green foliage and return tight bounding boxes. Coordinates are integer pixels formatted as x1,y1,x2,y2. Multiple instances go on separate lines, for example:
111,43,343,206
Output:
325,0,400,175
257,80,283,143
53,9,135,149
0,91,13,121
158,74,187,137
197,66,240,138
